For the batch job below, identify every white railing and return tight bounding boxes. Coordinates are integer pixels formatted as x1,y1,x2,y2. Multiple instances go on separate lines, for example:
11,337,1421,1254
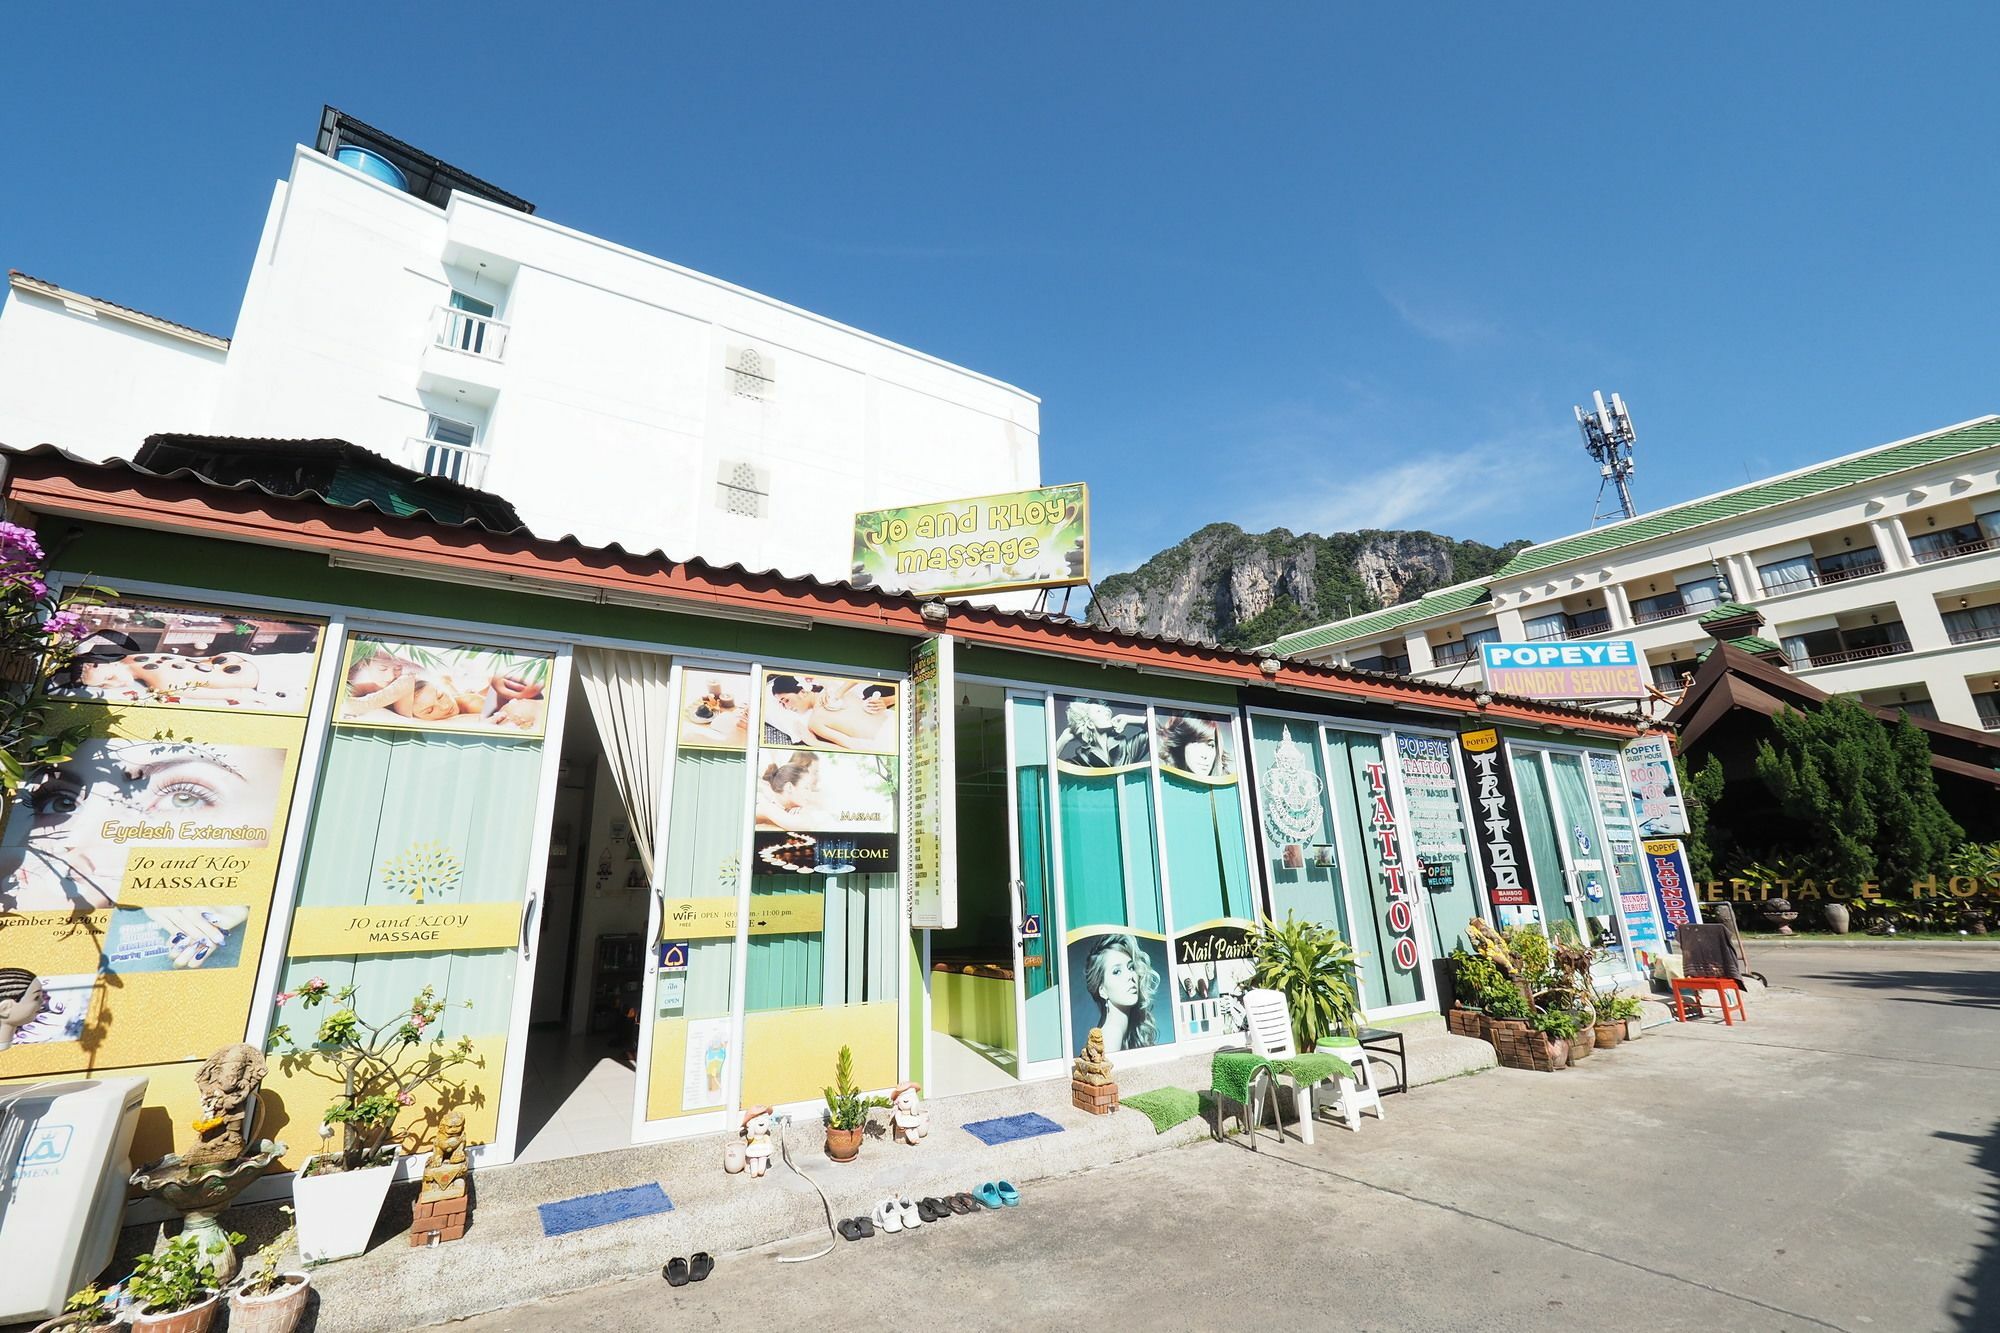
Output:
434,305,509,361
405,436,492,489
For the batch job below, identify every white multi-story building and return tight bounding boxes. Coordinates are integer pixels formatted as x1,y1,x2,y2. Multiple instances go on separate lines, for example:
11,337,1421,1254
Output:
1270,415,2000,731
0,109,1041,581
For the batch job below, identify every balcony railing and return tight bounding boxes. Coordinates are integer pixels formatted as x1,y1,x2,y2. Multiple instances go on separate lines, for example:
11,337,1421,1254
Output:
1760,573,1820,596
1947,623,2000,646
1630,602,1688,625
405,435,492,489
1913,536,1997,565
1794,638,1913,669
434,305,509,361
1980,713,2000,732
1431,641,1476,668
1816,558,1887,585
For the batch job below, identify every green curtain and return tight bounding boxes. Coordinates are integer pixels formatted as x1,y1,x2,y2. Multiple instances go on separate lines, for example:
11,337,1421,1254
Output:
282,729,544,1040
1325,729,1422,1009
1512,747,1578,937
1249,716,1347,933
658,749,744,1020
1057,768,1161,931
1161,772,1252,925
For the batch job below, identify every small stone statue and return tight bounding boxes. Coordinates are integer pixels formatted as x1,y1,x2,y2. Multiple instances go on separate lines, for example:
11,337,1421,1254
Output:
1070,1027,1119,1115
183,1043,267,1170
416,1110,469,1202
1072,1028,1113,1086
890,1083,929,1145
740,1105,775,1178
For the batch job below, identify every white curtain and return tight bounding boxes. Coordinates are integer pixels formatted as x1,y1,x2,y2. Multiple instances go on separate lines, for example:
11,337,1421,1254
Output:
575,646,674,878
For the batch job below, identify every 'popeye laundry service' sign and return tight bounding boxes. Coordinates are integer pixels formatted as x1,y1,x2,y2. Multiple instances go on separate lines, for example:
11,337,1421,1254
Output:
1479,640,1648,700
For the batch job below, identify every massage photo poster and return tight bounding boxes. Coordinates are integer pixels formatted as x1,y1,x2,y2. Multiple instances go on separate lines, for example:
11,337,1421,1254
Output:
0,596,327,1076
333,635,553,738
754,671,901,866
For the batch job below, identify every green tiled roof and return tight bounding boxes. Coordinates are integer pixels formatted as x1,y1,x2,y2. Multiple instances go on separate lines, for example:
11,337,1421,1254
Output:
1495,417,2000,580
1272,583,1491,655
1697,600,1758,626
1729,635,1782,655
1272,416,2000,658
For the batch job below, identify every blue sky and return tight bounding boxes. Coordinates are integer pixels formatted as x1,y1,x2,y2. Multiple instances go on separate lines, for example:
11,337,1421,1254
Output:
4,4,1996,576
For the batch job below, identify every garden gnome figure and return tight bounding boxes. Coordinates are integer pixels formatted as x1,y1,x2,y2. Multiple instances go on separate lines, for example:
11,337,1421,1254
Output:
740,1105,775,1178
890,1083,929,1145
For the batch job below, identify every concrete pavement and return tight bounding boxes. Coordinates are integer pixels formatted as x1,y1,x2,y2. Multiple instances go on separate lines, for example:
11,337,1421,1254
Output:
439,945,2000,1333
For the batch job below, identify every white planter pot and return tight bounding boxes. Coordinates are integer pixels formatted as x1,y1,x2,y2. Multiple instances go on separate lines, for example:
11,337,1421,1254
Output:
293,1155,397,1263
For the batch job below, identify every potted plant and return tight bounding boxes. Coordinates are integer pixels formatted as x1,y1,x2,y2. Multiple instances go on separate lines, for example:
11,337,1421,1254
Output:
1590,993,1625,1049
127,1230,234,1333
1531,1007,1582,1069
1608,994,1644,1041
822,1044,888,1162
1248,912,1360,1052
267,980,481,1262
228,1208,311,1333
31,1284,117,1333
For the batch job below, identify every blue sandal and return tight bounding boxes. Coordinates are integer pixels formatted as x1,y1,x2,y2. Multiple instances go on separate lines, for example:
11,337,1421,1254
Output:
974,1181,1003,1208
996,1180,1019,1206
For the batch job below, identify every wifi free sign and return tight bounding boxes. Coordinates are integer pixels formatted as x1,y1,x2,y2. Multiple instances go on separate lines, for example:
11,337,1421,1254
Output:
1478,640,1648,700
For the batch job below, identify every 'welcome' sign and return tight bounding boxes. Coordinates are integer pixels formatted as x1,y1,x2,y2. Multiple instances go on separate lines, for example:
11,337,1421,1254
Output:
1479,640,1647,700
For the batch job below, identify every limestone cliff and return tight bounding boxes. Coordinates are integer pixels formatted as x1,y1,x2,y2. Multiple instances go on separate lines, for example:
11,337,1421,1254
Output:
1088,524,1527,649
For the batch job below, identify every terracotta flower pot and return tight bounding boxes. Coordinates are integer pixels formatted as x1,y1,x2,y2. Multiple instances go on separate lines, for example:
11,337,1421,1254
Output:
1569,1024,1595,1062
825,1126,863,1162
129,1291,221,1333
1546,1036,1570,1067
229,1274,312,1333
1592,1022,1624,1049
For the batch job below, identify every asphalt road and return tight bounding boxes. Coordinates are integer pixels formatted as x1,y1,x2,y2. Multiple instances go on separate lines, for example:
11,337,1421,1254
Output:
443,944,2000,1332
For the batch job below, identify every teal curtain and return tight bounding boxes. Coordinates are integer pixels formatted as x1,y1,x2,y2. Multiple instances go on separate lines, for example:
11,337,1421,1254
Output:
1512,748,1578,937
1550,752,1622,974
1015,765,1055,998
282,729,544,1041
744,875,900,1011
658,750,744,1020
1325,729,1423,1009
1161,772,1252,926
1249,716,1347,934
1057,768,1161,932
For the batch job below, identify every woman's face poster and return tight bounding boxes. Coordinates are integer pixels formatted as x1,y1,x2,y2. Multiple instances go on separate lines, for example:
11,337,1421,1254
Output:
1064,930,1174,1053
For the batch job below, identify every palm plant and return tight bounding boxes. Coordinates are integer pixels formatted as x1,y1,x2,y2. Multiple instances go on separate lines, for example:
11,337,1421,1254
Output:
1248,912,1360,1052
822,1044,888,1130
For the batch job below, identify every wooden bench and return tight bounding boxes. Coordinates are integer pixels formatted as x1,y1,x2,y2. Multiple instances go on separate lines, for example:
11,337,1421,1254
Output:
1670,976,1746,1025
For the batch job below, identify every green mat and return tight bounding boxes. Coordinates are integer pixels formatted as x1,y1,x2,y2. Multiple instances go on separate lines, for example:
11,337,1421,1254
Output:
1123,1086,1203,1134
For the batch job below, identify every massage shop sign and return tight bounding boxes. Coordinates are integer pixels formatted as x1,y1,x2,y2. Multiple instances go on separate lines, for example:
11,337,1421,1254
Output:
852,483,1090,597
0,598,326,1074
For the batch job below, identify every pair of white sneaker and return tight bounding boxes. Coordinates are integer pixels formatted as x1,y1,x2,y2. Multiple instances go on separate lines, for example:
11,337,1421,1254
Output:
870,1195,926,1233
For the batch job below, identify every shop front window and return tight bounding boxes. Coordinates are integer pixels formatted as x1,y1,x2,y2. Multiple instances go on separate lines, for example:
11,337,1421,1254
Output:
1249,716,1346,933
1157,710,1255,1040
1324,728,1425,1010
280,634,558,1150
1053,696,1172,1055
741,670,903,1106
1393,732,1483,956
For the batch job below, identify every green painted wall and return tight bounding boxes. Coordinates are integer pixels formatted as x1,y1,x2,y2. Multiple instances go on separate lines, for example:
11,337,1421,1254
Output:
56,524,907,670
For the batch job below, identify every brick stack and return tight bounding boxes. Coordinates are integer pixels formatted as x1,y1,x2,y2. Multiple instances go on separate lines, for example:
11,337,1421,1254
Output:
1488,1019,1563,1073
1071,1078,1120,1115
1446,1007,1490,1040
409,1182,471,1245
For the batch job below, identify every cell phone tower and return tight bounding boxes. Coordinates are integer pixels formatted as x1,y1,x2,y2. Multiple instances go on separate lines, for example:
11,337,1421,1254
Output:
1575,390,1638,524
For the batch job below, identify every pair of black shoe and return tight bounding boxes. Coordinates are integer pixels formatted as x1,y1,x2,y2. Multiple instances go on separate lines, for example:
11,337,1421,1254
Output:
921,1193,977,1221
662,1252,714,1286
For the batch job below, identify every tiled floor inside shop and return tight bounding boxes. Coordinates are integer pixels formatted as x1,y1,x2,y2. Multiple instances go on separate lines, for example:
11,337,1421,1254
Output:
514,1026,639,1164
927,1032,1020,1097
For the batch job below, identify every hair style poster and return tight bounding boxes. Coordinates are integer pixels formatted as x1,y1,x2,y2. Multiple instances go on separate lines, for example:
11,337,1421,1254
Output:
1171,921,1254,1038
1064,928,1174,1054
0,600,324,1087
1053,696,1151,773
677,669,753,751
1154,712,1235,783
335,636,553,737
759,673,900,755
45,599,324,714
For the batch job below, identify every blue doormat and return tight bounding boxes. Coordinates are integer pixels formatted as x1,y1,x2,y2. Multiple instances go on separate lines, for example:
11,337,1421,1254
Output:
537,1182,674,1237
961,1111,1065,1146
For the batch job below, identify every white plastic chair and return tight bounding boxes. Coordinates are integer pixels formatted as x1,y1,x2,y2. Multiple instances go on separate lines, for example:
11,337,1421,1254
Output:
1242,988,1384,1143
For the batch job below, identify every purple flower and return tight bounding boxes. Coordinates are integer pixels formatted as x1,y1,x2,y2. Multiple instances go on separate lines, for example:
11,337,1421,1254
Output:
42,609,86,642
0,523,45,568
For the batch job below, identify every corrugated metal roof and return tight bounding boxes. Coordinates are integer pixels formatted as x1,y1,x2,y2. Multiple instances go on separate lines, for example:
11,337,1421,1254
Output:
1271,582,1492,656
2,441,1645,732
1497,417,2000,579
